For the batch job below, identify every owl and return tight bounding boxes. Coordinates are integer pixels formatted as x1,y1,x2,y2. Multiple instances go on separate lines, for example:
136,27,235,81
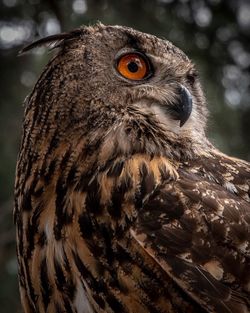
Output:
15,23,250,313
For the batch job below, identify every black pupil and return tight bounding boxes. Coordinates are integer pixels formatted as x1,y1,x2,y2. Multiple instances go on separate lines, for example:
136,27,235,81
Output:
127,61,139,73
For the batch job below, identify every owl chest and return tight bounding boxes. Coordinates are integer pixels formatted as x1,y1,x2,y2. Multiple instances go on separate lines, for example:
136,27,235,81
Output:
17,153,179,313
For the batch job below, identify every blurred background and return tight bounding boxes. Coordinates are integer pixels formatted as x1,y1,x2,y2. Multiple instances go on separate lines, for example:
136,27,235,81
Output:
0,0,250,311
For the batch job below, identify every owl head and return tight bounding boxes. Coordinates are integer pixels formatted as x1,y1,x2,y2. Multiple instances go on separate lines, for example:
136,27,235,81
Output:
21,23,208,162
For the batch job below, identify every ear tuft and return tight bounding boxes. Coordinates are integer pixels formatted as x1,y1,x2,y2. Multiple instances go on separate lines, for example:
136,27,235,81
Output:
18,28,83,55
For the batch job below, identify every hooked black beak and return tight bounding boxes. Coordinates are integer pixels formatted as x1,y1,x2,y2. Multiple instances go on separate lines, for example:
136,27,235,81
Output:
171,85,193,127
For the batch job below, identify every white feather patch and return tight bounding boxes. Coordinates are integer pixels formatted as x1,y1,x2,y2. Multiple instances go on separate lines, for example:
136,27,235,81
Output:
74,279,94,313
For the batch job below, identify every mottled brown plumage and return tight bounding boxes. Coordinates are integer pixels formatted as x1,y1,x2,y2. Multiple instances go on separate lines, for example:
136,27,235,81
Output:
15,23,250,313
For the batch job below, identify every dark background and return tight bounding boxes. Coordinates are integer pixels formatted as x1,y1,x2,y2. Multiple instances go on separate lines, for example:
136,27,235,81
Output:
0,0,250,311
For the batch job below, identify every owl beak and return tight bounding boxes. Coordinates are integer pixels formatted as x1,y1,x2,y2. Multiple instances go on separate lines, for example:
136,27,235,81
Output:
172,85,193,127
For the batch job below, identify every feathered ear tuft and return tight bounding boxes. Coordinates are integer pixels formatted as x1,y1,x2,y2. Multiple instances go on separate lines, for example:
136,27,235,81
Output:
18,29,83,55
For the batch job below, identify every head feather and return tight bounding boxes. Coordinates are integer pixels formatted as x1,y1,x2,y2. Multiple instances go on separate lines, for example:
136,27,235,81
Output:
19,28,83,55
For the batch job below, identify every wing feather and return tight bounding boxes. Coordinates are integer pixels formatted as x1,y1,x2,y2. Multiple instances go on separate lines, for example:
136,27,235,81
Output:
132,169,250,313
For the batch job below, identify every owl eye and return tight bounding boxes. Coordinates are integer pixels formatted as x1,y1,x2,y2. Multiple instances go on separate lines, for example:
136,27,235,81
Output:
117,53,150,81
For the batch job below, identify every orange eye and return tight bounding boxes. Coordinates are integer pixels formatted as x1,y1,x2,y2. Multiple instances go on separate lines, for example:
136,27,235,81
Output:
117,53,149,80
